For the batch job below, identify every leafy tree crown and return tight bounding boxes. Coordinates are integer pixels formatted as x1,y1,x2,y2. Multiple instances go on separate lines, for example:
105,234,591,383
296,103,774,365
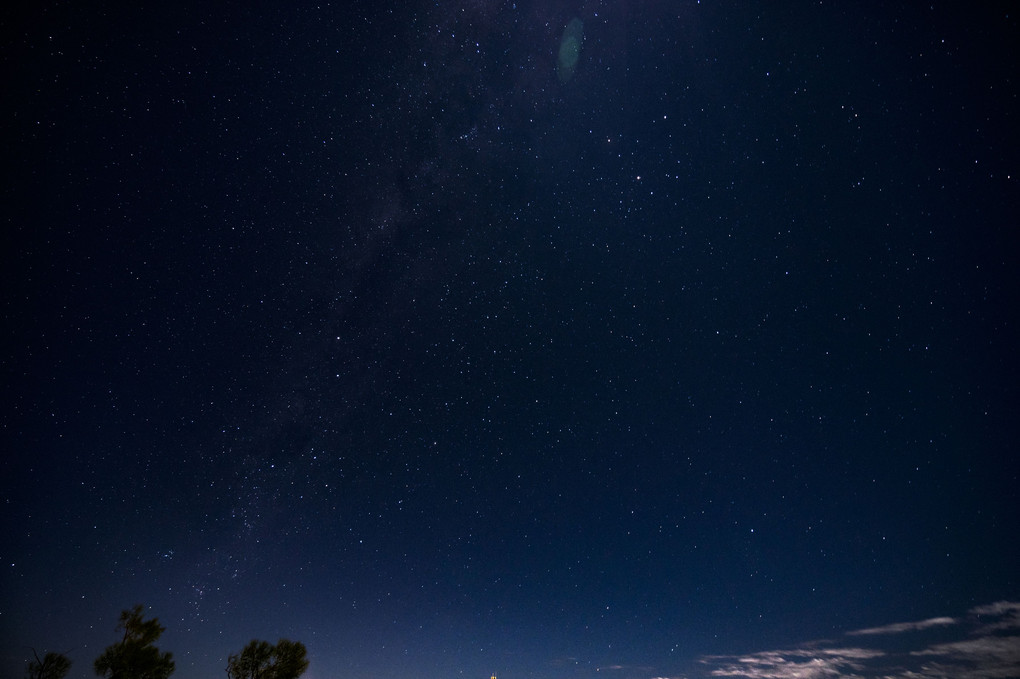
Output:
226,639,308,679
94,605,175,679
26,650,72,679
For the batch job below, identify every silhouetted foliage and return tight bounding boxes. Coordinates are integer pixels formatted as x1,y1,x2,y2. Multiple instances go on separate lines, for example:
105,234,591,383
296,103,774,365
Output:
226,639,308,679
26,649,72,679
94,605,175,679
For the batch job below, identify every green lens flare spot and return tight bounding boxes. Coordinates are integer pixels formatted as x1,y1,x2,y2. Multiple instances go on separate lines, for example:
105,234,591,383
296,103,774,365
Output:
557,18,584,83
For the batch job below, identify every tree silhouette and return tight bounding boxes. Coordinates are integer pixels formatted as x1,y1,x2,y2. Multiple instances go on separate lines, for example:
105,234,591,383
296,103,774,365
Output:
226,639,308,679
94,605,175,679
26,649,72,679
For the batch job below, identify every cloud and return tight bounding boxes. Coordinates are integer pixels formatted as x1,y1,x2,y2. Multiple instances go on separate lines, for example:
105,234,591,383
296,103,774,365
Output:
598,664,657,673
970,600,1020,635
971,601,1020,617
695,602,1020,679
846,616,957,636
700,647,882,679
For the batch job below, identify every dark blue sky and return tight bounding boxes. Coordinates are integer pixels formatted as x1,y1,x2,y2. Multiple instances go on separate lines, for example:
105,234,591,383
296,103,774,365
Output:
3,2,1018,678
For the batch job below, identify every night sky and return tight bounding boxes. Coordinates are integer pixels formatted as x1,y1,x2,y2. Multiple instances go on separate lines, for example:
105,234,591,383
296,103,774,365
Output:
3,2,1019,679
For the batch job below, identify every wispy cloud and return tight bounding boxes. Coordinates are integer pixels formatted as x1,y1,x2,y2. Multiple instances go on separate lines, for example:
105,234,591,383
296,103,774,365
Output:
699,647,881,678
597,664,657,673
846,616,957,636
971,601,1020,635
696,602,1020,678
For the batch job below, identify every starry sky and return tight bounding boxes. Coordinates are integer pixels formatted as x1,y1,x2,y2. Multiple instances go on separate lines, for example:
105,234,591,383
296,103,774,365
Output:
3,2,1018,679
